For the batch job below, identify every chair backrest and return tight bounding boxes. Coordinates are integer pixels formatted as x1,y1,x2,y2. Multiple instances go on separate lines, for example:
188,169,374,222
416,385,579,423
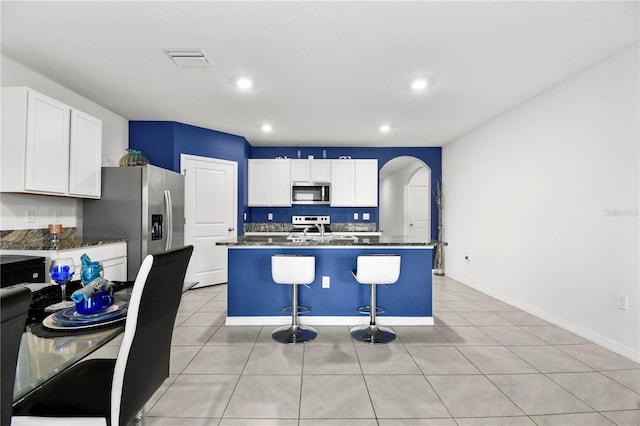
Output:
0,286,32,426
110,245,193,426
272,255,315,285
355,255,401,285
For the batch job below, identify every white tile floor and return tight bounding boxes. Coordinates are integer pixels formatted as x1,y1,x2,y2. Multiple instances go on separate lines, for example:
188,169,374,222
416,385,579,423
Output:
96,275,640,425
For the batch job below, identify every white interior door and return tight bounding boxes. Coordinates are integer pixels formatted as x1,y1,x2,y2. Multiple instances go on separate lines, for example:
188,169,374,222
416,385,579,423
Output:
407,185,430,241
182,154,237,288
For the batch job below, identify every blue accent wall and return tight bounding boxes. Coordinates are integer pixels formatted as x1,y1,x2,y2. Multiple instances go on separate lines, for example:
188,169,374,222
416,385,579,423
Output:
129,121,251,233
227,246,433,318
251,146,442,238
249,206,378,224
127,121,175,170
128,122,442,239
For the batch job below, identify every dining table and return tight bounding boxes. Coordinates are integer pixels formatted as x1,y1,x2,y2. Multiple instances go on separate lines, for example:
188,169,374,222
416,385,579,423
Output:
12,282,132,404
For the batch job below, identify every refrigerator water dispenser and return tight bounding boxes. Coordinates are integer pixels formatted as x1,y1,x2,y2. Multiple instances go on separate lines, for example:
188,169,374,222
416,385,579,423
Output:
152,214,163,240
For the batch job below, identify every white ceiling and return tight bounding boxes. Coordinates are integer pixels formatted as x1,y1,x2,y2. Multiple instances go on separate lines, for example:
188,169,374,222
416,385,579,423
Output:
1,1,638,147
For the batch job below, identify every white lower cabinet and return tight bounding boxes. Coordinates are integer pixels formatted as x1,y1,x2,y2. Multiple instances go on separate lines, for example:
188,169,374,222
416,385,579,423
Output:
0,242,127,283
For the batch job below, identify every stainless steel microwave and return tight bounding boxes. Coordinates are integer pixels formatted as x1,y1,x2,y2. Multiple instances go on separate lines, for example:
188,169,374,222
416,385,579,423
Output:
291,182,331,205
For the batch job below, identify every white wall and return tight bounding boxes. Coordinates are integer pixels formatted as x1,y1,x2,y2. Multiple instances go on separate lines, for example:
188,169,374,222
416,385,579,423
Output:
0,56,129,230
380,157,431,236
406,168,430,236
443,44,639,360
0,194,78,231
380,171,406,235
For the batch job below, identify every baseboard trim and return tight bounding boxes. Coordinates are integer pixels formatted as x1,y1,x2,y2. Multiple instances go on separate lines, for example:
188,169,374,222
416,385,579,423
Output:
446,272,640,363
225,316,434,326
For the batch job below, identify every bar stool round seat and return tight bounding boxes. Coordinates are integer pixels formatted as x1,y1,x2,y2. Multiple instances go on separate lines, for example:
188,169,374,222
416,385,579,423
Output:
350,255,401,344
271,255,317,344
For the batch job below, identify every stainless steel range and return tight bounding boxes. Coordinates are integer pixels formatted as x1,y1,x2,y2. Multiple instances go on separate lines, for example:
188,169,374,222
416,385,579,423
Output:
290,215,331,236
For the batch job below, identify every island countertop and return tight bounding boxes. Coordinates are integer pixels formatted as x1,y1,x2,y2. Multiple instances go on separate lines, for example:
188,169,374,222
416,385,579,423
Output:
217,234,434,247
224,235,435,326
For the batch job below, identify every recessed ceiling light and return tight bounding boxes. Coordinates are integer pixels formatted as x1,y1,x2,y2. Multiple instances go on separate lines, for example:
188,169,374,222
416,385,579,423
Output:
379,124,391,133
261,124,273,133
411,79,428,91
236,77,253,90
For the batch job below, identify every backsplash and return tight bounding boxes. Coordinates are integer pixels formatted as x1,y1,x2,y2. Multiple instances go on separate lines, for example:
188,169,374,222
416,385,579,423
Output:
244,222,377,233
244,223,293,233
248,207,378,225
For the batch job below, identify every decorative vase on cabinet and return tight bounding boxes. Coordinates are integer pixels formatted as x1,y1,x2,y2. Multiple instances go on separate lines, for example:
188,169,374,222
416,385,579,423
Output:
119,148,149,167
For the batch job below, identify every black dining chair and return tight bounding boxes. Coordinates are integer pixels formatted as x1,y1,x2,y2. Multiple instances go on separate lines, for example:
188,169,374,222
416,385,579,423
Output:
11,245,193,426
1,285,32,426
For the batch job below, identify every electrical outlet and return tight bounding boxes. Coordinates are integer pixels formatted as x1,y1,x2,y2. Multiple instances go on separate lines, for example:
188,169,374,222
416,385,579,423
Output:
243,212,247,221
322,276,330,288
363,212,370,220
268,213,273,221
353,212,359,220
25,209,35,223
618,294,628,311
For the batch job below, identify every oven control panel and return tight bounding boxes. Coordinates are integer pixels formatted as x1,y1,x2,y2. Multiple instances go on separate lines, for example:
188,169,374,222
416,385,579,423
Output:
292,215,330,226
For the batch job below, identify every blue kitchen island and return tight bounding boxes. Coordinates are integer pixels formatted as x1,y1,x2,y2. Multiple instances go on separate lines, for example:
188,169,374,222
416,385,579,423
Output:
217,235,434,326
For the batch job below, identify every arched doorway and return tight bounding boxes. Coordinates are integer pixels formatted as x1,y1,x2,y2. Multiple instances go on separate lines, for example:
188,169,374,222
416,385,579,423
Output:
379,156,431,240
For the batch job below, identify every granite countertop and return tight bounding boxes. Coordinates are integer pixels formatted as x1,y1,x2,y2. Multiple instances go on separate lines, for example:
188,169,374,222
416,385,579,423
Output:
0,228,126,251
217,234,434,247
244,222,378,233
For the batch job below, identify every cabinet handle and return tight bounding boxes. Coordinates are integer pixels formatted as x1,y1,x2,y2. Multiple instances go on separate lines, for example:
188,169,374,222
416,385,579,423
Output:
228,227,235,232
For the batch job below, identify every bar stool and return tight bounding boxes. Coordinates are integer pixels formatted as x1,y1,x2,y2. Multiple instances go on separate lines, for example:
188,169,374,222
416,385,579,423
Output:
350,255,401,344
271,254,317,344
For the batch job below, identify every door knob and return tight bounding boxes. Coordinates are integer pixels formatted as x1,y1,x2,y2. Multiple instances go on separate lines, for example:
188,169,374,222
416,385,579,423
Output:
228,227,235,232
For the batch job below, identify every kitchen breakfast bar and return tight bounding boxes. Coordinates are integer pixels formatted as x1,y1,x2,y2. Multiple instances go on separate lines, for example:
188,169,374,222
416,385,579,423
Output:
217,235,434,326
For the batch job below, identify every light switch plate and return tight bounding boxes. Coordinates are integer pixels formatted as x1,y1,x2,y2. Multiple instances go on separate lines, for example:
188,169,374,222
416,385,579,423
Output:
363,213,370,220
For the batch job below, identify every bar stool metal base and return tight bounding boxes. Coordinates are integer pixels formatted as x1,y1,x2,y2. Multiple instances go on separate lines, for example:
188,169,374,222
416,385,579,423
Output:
357,305,385,315
281,305,310,314
272,324,317,344
350,324,396,344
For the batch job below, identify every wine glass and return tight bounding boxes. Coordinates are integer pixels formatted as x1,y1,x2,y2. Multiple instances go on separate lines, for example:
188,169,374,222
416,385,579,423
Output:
47,258,76,310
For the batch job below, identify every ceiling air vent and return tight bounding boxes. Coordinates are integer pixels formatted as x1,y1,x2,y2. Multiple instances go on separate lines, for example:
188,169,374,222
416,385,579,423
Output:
165,49,211,67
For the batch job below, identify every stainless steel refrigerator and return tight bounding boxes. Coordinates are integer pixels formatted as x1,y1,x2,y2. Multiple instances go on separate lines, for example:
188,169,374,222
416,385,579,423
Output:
83,165,185,281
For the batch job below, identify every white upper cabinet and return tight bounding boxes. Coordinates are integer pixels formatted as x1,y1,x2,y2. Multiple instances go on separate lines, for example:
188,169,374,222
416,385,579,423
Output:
248,159,291,207
69,109,102,197
354,159,378,206
1,87,102,198
329,160,355,206
330,159,378,207
291,159,331,183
